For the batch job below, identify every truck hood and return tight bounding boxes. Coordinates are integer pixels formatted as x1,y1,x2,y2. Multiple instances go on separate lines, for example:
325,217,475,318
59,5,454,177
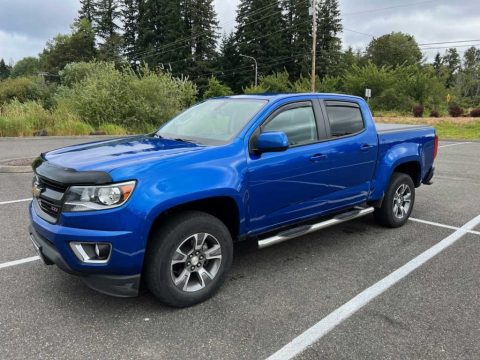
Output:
43,135,207,172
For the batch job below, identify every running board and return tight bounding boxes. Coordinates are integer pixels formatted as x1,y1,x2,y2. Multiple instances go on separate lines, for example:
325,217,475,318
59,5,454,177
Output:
257,207,374,249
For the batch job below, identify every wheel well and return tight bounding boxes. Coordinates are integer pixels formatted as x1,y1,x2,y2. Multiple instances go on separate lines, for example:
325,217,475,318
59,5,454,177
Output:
149,197,240,241
394,161,421,186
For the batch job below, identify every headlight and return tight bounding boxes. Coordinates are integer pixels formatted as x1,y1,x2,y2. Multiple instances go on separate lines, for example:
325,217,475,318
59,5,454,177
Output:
63,181,136,212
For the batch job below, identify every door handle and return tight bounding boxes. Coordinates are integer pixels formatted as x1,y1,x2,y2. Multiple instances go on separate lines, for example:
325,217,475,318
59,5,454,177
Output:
309,153,327,162
360,144,374,152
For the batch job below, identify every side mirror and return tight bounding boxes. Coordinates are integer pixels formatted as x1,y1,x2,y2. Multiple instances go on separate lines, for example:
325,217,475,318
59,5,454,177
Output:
255,131,289,153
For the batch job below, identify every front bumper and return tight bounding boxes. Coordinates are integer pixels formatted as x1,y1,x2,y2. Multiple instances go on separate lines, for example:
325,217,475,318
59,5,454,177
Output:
29,203,142,297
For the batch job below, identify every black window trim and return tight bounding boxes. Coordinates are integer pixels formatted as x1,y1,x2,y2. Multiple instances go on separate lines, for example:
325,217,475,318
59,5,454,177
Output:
321,99,366,140
249,100,328,153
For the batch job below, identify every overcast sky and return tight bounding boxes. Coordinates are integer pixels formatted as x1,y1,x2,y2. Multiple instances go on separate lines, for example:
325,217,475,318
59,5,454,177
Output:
0,0,479,64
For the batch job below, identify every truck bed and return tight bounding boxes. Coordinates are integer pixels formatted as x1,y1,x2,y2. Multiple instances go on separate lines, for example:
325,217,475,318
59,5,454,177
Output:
375,122,431,133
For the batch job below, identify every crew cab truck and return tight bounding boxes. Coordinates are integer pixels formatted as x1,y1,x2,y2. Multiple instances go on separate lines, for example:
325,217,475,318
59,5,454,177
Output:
29,93,437,307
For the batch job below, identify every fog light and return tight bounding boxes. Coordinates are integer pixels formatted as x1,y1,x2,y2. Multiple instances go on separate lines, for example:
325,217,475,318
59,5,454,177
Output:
70,242,111,264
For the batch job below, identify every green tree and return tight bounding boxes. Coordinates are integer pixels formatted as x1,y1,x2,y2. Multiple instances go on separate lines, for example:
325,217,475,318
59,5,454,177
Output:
283,0,312,78
236,0,288,88
0,59,11,79
40,19,97,74
366,32,422,68
218,32,242,92
457,46,480,104
94,0,121,39
122,0,140,63
184,0,220,91
203,76,233,99
78,0,96,23
442,47,461,88
94,0,123,62
433,52,442,76
136,0,189,74
316,0,343,79
10,57,41,78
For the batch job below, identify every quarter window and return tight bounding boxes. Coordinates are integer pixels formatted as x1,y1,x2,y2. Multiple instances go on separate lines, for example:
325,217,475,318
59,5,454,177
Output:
263,105,317,146
326,104,364,137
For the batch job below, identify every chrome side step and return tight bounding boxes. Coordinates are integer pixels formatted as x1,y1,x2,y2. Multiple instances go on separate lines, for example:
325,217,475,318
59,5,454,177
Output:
257,207,375,249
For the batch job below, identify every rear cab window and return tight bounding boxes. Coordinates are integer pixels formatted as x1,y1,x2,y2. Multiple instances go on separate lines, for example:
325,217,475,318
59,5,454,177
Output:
325,101,364,138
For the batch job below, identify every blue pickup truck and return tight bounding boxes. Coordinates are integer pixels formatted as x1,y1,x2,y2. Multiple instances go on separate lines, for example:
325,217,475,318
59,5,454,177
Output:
29,93,437,307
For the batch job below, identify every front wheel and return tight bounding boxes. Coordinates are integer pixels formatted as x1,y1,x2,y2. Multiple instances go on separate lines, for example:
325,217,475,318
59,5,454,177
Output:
145,211,233,307
374,172,415,228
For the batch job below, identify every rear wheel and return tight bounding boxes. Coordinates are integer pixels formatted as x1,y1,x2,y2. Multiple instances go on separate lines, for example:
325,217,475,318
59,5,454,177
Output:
145,211,233,307
374,172,415,228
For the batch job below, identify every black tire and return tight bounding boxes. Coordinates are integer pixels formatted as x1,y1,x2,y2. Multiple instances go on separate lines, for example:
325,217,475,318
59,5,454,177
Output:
374,172,415,228
145,211,233,308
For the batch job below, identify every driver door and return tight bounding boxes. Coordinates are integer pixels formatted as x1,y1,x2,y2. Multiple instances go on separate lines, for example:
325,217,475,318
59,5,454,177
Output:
246,100,330,234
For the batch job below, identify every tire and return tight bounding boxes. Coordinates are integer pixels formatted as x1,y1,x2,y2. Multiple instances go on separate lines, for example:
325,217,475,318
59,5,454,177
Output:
145,211,233,308
374,172,415,228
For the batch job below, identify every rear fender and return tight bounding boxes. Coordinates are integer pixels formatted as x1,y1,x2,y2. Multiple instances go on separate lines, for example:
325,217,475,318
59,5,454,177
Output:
369,142,422,200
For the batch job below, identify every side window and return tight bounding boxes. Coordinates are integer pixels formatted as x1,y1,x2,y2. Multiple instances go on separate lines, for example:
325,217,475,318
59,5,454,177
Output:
326,104,364,137
263,105,317,146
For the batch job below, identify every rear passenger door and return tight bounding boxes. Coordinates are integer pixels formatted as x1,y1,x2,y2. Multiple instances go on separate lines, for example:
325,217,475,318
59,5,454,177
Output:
318,100,378,211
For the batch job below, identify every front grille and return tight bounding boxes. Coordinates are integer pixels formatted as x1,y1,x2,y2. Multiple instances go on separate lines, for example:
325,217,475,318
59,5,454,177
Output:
39,177,67,193
38,197,62,218
35,176,67,222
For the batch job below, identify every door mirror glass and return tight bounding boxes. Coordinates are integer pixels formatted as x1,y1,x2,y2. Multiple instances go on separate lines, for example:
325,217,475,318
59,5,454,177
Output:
255,131,289,153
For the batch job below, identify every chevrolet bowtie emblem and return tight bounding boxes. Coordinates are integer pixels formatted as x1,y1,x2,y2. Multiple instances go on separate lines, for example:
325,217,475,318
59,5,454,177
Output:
32,181,44,198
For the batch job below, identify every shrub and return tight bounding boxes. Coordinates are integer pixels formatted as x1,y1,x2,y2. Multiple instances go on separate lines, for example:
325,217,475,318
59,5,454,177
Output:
369,88,414,112
470,108,480,117
55,62,197,130
59,61,111,87
429,110,440,118
203,76,233,99
448,104,463,117
0,77,48,104
244,71,291,94
412,104,424,117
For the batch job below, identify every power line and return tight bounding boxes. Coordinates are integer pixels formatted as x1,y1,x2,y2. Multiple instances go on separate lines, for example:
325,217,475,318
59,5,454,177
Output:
343,28,374,38
420,43,480,50
142,16,314,64
342,1,435,16
418,40,480,46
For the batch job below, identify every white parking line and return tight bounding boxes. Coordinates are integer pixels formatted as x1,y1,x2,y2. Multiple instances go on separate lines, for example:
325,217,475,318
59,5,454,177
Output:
439,142,472,148
266,213,480,360
0,198,31,205
0,256,40,269
410,217,480,236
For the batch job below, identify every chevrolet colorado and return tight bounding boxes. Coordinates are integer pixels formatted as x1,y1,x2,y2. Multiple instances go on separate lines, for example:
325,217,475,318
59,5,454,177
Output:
29,93,437,307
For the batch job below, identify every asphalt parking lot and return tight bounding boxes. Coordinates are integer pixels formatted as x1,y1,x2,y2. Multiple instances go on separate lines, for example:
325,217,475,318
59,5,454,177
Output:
0,137,479,359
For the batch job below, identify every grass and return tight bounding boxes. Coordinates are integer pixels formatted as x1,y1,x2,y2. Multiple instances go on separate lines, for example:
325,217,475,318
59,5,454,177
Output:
0,100,129,137
374,116,480,140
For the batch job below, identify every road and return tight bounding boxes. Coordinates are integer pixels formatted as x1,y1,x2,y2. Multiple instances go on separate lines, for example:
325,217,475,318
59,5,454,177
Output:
0,137,478,359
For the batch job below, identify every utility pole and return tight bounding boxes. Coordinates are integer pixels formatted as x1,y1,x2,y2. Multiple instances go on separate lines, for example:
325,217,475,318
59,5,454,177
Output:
240,54,258,87
310,0,317,92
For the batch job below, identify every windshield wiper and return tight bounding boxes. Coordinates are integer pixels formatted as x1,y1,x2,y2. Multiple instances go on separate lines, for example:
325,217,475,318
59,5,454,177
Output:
173,138,198,144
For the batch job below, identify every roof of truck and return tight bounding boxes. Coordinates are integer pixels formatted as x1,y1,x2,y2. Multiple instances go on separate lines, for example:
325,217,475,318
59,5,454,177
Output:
223,93,365,102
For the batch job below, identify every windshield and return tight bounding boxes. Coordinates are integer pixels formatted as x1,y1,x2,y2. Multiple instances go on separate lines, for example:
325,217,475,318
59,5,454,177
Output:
157,99,267,145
